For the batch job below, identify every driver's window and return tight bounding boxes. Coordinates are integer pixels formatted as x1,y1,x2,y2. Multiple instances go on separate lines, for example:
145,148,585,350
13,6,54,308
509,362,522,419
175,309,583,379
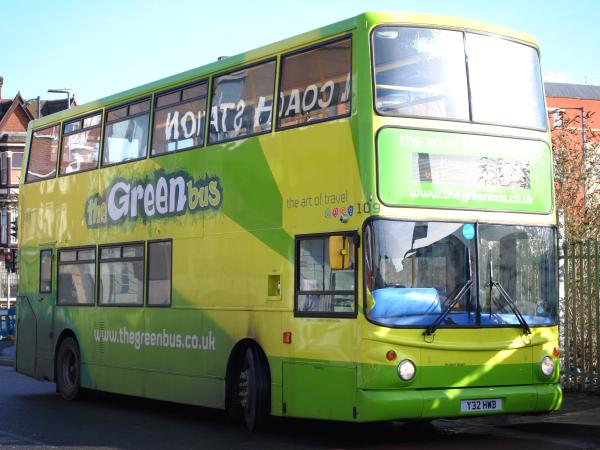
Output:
295,233,357,317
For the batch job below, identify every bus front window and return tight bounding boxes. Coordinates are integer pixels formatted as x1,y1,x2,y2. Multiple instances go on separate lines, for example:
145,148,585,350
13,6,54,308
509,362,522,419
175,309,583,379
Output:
478,225,557,326
372,27,469,120
372,26,546,130
365,220,477,326
365,220,557,328
466,34,546,129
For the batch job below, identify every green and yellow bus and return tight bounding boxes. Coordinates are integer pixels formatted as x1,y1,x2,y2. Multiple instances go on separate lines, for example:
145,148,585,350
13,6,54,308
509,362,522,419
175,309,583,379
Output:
16,12,560,430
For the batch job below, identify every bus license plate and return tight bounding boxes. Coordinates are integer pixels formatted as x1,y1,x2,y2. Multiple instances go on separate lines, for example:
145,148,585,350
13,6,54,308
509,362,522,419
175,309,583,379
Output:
460,398,502,413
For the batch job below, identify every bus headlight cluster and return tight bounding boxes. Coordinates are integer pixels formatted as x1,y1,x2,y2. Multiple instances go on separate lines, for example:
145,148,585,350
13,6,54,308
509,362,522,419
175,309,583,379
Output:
397,359,416,381
541,356,554,376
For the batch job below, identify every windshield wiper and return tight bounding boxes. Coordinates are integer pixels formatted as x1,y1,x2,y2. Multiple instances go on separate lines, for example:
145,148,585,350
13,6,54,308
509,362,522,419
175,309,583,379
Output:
487,260,531,335
424,280,472,336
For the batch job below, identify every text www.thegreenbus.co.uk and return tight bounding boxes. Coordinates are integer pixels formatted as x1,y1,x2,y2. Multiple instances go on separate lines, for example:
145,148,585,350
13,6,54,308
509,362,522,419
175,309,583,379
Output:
93,327,216,351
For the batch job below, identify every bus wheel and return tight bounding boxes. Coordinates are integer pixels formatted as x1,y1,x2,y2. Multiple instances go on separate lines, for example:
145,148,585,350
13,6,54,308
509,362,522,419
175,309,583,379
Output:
56,337,81,401
238,345,270,431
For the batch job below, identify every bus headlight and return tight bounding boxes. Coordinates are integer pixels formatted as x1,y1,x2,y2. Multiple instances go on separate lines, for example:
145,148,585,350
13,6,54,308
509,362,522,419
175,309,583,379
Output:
541,356,554,376
397,359,416,381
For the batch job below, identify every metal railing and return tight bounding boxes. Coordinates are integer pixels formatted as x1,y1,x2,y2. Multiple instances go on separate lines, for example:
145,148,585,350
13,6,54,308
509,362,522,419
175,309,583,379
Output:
562,241,600,391
0,307,15,340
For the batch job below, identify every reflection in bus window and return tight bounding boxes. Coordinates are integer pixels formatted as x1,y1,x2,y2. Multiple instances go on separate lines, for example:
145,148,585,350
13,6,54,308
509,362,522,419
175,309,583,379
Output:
152,83,207,155
58,248,96,305
60,113,102,175
209,60,276,144
103,100,150,165
148,240,172,306
26,124,60,182
372,27,469,120
99,244,144,306
466,34,546,129
278,37,351,129
40,250,52,293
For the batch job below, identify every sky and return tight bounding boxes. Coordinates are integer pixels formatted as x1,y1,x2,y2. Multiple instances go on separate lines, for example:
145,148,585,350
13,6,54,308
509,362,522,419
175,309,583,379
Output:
1,0,599,104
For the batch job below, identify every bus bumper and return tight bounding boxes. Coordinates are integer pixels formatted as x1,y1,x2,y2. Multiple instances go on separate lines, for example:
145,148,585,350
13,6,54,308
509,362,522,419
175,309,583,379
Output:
355,383,562,422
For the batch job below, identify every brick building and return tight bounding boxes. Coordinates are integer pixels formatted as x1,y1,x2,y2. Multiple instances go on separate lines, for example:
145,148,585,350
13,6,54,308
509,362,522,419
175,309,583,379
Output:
0,77,73,304
545,82,600,140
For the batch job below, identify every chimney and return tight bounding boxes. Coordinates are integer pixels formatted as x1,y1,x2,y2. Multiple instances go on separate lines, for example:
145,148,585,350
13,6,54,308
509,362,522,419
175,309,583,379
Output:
0,76,3,99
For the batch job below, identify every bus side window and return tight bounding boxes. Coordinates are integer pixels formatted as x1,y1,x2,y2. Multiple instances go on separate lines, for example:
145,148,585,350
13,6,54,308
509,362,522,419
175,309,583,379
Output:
103,99,151,166
147,240,172,306
57,248,96,305
295,233,357,317
152,82,208,155
26,124,60,183
59,113,102,175
278,36,351,129
40,249,53,293
99,244,145,306
208,59,276,144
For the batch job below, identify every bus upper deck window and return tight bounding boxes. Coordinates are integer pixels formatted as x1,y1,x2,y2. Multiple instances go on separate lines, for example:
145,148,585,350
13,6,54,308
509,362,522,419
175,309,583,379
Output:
103,100,150,166
60,113,102,175
25,124,60,183
152,82,207,155
278,37,351,129
208,60,276,144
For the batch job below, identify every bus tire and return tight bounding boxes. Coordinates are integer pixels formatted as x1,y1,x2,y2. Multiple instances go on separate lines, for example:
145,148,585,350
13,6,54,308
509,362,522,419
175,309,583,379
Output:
56,337,81,401
239,345,270,431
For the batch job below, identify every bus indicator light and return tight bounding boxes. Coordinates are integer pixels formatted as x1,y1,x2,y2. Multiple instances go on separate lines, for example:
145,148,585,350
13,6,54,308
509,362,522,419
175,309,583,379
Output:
386,350,397,361
553,347,560,357
283,332,292,344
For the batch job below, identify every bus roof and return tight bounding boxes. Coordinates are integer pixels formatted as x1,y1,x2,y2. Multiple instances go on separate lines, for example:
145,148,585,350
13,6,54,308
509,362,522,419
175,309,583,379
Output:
28,12,538,131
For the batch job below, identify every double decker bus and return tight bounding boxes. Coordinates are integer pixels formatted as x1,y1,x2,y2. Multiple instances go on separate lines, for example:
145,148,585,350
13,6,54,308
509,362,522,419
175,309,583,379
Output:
16,12,560,430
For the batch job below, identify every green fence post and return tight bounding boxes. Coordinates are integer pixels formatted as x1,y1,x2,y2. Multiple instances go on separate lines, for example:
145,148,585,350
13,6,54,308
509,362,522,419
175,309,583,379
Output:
595,241,599,392
578,241,585,391
564,242,571,391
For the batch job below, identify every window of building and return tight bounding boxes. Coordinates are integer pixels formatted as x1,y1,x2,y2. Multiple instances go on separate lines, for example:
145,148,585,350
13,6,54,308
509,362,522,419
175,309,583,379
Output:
26,124,60,183
152,82,207,155
10,152,23,185
1,153,6,186
147,240,172,306
99,243,144,306
552,109,564,129
295,233,357,317
278,37,351,129
40,250,52,293
58,247,96,305
103,100,150,165
0,209,7,245
9,209,17,245
209,60,276,144
59,113,101,175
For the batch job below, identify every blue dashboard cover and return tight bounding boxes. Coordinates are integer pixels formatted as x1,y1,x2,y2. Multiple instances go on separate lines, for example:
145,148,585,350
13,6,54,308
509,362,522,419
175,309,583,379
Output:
371,288,441,318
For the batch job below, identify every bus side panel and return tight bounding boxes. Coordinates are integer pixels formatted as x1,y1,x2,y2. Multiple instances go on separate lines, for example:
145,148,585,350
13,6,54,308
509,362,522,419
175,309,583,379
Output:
282,361,356,420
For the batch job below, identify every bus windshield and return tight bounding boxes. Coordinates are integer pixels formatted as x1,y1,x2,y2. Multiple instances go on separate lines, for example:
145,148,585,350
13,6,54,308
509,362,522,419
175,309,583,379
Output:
365,220,557,328
372,27,547,129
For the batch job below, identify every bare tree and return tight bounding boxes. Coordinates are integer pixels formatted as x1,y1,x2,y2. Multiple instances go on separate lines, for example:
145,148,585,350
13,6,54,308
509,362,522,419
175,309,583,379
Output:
552,111,599,240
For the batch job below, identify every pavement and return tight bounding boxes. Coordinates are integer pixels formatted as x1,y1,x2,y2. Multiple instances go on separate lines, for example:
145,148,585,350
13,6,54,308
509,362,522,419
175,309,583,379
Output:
0,338,598,442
